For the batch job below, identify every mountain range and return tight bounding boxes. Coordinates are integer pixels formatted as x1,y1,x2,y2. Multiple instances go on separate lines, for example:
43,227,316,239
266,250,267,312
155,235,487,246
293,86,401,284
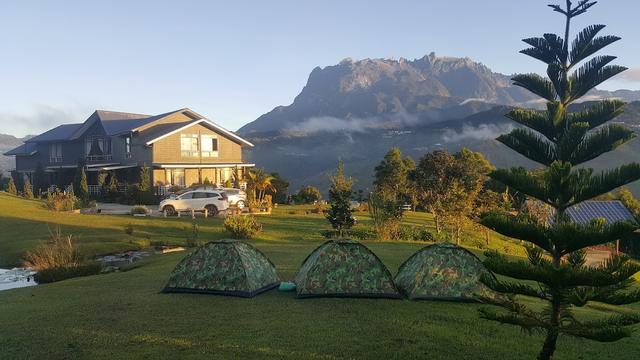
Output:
2,53,639,195
238,54,640,195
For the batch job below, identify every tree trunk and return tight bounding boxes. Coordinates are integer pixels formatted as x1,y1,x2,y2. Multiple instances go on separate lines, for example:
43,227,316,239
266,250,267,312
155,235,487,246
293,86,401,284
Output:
538,253,562,360
537,329,559,360
484,228,490,245
435,215,441,234
456,225,461,245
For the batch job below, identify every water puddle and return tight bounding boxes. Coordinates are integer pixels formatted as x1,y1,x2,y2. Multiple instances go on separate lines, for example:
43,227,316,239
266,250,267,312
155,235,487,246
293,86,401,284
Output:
0,268,37,291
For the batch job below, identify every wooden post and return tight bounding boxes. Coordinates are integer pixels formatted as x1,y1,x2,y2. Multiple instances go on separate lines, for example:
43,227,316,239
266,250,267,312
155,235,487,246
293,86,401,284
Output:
164,210,167,218
204,209,208,218
191,209,195,219
177,211,181,218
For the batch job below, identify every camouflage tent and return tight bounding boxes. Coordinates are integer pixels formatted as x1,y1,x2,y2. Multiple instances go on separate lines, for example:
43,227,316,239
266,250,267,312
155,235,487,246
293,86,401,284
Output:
394,243,494,301
294,239,401,298
163,239,280,298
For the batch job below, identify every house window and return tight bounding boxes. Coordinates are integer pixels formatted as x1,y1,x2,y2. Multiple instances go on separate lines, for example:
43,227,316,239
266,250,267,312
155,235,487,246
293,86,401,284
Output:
49,143,63,163
201,135,218,157
125,136,132,159
85,137,112,161
180,134,199,157
165,169,185,187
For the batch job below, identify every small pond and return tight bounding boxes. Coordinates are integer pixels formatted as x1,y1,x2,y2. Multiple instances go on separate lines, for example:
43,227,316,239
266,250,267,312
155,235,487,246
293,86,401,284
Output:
0,268,37,291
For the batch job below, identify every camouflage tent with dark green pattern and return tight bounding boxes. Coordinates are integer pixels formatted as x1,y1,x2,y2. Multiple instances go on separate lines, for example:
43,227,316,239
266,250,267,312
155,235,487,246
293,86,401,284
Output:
394,243,494,301
163,239,280,298
294,239,401,298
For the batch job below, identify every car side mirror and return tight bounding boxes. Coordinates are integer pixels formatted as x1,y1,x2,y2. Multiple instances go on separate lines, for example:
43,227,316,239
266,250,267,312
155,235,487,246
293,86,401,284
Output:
218,197,224,200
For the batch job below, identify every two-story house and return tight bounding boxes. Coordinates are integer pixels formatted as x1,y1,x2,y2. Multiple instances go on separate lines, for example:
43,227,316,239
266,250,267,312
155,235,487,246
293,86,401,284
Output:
4,108,254,192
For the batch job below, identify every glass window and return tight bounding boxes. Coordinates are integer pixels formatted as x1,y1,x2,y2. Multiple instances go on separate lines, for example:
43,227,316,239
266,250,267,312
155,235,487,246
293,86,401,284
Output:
192,192,207,199
181,134,199,157
125,137,131,156
206,192,220,198
201,135,218,157
179,192,193,199
49,143,63,163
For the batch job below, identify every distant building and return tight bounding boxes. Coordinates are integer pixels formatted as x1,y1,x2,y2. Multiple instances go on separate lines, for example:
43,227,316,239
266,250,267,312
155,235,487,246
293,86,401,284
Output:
3,108,254,193
566,200,636,225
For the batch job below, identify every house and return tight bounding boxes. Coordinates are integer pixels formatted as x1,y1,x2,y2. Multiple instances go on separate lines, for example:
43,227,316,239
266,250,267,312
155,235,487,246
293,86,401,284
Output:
3,108,254,193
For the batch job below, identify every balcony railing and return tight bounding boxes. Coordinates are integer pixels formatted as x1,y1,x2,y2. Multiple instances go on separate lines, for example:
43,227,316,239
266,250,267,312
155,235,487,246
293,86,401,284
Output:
49,156,63,163
86,154,113,162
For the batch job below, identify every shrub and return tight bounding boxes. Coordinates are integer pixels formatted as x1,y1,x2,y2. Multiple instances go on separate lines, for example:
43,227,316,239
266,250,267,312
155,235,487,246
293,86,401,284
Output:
185,222,203,247
75,198,96,209
7,177,17,195
397,226,434,242
23,228,79,269
130,205,149,215
224,215,262,239
124,223,134,236
368,192,403,241
23,178,34,199
34,262,102,284
45,190,77,211
320,227,377,241
295,186,322,204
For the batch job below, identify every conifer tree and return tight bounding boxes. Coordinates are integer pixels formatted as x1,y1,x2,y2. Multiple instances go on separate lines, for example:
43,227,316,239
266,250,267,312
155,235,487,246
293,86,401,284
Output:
480,2,640,359
139,164,151,192
326,160,354,236
7,176,17,195
74,164,88,200
23,178,33,199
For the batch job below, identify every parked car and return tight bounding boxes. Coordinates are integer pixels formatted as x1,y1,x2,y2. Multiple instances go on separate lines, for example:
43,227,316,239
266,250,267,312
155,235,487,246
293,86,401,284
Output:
168,186,247,209
159,190,229,216
215,187,247,209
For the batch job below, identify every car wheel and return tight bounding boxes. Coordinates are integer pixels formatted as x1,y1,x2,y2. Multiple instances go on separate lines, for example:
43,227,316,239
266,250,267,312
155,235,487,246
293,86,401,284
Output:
163,205,176,216
205,205,218,216
236,200,245,209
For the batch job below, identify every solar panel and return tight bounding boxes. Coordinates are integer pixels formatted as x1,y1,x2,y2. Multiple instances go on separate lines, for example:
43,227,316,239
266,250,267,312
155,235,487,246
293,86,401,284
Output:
566,201,636,225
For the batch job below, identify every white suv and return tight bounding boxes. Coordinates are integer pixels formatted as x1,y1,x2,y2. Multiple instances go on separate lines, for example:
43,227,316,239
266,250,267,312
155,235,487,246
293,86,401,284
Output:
215,188,247,209
159,190,229,216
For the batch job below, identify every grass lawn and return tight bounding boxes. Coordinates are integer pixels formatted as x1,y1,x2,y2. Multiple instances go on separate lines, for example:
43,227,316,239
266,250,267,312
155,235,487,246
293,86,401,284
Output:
0,192,639,359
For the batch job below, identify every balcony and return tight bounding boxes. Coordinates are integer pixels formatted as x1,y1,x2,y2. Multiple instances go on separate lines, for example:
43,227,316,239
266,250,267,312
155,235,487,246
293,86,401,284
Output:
86,154,113,162
49,156,63,164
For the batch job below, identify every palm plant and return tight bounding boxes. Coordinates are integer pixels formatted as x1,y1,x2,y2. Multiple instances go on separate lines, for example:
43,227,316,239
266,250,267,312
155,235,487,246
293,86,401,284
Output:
479,1,640,359
247,168,276,207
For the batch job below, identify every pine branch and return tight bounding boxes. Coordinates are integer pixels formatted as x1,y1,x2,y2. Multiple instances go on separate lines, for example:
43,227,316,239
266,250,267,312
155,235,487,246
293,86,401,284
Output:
512,73,558,102
567,99,626,130
479,296,547,332
570,124,636,164
573,163,640,204
490,168,551,206
497,129,557,166
553,220,638,255
556,122,590,162
562,314,640,342
505,108,556,141
521,36,560,64
570,58,627,101
481,273,549,300
592,288,640,305
481,212,553,252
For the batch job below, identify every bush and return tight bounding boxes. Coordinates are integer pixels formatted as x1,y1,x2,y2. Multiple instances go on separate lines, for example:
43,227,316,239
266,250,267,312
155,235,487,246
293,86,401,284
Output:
23,228,79,269
294,186,322,204
398,226,434,242
130,205,149,215
185,222,203,247
45,190,77,211
75,198,96,209
34,262,102,284
123,184,159,205
320,227,377,241
124,223,134,236
224,215,262,239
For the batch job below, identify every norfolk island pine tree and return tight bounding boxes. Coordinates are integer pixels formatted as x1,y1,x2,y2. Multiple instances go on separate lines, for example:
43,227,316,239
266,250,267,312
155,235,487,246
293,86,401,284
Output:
478,1,640,359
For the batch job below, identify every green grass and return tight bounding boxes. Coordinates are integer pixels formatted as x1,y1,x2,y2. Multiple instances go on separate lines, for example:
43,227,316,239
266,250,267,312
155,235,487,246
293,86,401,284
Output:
0,192,639,359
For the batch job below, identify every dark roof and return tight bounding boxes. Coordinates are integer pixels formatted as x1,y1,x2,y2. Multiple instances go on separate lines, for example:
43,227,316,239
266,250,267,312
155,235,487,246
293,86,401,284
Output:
567,201,636,225
3,142,38,156
26,124,83,143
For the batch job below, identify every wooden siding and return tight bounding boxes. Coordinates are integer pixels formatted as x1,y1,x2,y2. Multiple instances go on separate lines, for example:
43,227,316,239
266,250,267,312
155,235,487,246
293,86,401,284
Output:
151,123,243,164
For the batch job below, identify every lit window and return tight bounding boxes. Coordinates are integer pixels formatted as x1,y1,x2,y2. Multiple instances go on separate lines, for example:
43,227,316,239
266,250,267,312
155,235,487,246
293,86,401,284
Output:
201,135,218,157
125,136,132,158
181,134,199,157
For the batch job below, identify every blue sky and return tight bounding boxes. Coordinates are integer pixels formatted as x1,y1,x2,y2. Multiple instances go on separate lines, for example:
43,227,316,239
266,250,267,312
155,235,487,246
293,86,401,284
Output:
1,0,639,137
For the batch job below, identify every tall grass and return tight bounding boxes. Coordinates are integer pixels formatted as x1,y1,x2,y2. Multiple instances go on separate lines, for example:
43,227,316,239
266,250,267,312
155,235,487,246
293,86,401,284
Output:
23,227,79,269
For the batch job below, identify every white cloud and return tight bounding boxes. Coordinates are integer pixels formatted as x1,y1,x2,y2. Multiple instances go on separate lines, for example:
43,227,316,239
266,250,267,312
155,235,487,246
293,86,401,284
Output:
0,104,90,137
442,123,514,143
